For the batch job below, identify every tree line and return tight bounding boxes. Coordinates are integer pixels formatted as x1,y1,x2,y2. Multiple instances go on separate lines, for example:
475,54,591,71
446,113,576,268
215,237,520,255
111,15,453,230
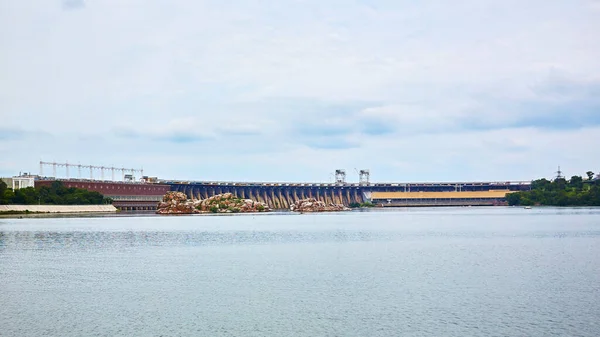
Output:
506,171,600,206
0,181,112,205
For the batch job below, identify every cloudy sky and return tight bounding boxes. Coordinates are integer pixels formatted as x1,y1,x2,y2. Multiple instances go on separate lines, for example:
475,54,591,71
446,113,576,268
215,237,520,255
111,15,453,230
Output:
1,0,599,183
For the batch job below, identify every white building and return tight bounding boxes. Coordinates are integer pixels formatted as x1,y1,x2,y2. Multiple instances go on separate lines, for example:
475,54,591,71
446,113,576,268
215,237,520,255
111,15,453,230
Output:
1,174,36,190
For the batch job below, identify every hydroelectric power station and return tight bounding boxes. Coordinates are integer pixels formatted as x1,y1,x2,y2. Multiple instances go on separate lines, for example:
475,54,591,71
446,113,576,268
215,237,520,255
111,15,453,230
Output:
22,162,533,210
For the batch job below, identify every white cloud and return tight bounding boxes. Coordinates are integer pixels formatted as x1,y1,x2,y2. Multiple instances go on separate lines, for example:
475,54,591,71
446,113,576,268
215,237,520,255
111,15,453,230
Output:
1,0,599,181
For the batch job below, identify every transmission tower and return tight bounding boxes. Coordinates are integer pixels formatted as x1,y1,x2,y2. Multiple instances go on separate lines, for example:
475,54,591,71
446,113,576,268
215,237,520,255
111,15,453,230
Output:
554,166,564,181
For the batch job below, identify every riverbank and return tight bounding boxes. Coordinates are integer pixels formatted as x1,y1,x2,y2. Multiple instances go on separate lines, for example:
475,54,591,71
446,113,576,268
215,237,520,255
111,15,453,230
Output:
0,205,117,215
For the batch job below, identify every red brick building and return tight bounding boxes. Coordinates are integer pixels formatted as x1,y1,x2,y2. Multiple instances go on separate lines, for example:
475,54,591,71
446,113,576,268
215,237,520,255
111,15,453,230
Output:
35,179,170,210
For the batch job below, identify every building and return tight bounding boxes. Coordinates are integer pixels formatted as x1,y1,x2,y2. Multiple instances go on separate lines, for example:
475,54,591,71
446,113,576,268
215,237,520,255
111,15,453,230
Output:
369,190,513,207
35,179,170,211
1,173,36,190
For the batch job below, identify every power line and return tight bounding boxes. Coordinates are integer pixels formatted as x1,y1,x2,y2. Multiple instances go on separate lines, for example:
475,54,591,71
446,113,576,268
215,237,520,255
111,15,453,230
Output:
39,161,144,181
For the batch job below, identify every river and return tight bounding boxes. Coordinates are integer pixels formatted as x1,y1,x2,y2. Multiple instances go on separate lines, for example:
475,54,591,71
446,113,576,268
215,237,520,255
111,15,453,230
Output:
1,207,599,336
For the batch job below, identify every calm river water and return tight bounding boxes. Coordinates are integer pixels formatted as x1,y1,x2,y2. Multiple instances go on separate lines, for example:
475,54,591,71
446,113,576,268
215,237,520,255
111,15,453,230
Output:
1,207,599,337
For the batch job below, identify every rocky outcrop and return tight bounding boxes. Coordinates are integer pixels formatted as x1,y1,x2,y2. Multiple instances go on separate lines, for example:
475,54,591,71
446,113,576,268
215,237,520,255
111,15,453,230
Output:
156,191,196,214
289,198,351,212
195,193,270,213
156,192,270,214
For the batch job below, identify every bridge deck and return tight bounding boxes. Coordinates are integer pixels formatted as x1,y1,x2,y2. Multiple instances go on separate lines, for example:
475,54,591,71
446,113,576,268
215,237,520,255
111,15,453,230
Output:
160,180,531,187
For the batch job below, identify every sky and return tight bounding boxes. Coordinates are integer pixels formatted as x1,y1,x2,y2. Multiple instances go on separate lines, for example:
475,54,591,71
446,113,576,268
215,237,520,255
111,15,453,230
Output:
1,0,599,183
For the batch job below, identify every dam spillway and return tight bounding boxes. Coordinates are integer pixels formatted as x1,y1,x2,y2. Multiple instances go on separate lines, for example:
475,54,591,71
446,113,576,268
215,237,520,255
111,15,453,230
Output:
164,180,531,209
167,182,366,209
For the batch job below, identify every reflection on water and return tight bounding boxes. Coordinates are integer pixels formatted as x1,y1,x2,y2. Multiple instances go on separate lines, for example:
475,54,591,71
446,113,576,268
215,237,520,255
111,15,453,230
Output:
0,230,392,251
2,227,600,252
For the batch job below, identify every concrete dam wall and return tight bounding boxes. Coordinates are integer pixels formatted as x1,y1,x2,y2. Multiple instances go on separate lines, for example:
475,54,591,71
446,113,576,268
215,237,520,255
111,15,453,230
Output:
171,184,367,209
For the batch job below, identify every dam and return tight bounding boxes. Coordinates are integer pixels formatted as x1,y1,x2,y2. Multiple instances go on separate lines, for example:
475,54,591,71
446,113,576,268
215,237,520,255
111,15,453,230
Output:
164,180,531,208
26,177,531,210
26,162,532,209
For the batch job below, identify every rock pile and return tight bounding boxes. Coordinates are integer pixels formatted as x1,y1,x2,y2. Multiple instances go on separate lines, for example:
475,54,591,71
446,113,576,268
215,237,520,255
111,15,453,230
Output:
195,193,270,213
289,198,351,212
156,192,270,214
156,191,197,214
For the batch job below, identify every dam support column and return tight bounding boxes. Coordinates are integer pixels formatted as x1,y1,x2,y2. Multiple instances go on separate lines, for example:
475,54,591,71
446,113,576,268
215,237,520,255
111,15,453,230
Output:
263,189,271,208
323,189,331,204
275,189,284,209
337,189,343,205
255,188,265,203
286,189,293,206
352,189,359,203
270,188,280,209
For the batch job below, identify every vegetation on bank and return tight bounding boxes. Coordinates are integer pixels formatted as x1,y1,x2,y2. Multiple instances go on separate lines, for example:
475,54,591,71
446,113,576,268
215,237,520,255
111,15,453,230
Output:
0,181,112,205
349,201,376,208
507,172,600,206
0,210,35,215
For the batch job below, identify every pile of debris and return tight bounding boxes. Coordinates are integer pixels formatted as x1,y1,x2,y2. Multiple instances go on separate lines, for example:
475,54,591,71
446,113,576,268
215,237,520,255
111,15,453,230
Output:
289,198,351,212
156,192,270,214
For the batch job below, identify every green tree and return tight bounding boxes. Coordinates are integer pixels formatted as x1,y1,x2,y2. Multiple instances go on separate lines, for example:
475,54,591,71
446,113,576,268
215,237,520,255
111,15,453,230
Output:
569,176,583,190
508,170,600,206
531,178,552,191
12,187,39,205
505,192,522,206
586,171,595,180
1,181,111,205
3,189,15,204
50,181,68,196
553,178,567,191
0,180,7,204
